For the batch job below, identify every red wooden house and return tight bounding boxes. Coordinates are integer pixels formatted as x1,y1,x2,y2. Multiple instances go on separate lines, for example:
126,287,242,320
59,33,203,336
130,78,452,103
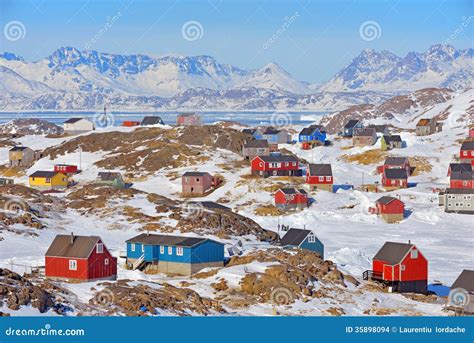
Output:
182,171,221,195
460,141,474,166
306,163,333,192
363,241,428,294
382,169,408,189
469,124,474,138
448,163,473,189
251,155,300,178
377,157,411,175
274,188,308,211
369,196,405,223
45,233,117,282
122,121,140,127
54,164,78,175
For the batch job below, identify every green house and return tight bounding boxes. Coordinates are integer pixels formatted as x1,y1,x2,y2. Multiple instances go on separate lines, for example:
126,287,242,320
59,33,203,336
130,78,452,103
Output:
96,172,126,189
381,135,402,151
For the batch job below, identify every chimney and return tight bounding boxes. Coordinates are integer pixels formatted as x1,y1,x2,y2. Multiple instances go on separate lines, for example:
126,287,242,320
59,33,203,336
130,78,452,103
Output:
70,232,74,245
408,239,411,245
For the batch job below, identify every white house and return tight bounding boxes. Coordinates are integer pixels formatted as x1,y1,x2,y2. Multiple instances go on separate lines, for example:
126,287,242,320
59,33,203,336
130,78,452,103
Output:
64,118,95,134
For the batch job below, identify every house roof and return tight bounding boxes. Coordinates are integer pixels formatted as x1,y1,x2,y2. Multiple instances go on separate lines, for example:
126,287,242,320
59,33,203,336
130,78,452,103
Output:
242,128,257,135
279,228,313,247
178,113,199,118
140,116,164,126
45,234,101,258
353,128,376,137
451,269,474,293
308,163,332,176
344,119,360,129
278,188,307,195
384,168,408,179
182,171,211,177
376,196,401,205
299,125,326,136
257,155,298,163
262,127,283,135
64,118,85,124
30,171,60,178
383,135,402,143
9,146,30,152
126,233,222,247
461,141,474,150
244,140,269,148
445,188,474,194
373,241,414,265
384,156,408,166
97,172,122,181
416,118,432,126
198,201,230,211
450,163,473,180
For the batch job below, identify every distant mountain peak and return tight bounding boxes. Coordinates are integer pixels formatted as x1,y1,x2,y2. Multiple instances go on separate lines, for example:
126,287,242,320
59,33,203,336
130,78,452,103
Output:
0,52,24,61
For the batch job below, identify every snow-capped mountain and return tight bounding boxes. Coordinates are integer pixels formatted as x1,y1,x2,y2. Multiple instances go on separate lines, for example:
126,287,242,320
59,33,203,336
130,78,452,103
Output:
321,44,473,92
0,44,472,111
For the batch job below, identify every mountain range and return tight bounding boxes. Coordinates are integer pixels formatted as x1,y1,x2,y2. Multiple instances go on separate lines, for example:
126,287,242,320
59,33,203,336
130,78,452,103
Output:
0,44,472,111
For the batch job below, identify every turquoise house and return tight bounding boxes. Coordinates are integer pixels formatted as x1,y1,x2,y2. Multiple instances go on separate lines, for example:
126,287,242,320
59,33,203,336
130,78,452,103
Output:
279,228,324,258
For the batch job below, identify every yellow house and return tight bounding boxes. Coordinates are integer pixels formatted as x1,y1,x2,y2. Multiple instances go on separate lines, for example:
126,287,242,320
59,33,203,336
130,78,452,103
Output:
29,171,68,190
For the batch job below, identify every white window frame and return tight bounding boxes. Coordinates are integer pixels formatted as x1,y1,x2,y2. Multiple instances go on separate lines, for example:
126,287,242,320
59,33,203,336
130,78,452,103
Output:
141,244,145,253
308,235,316,243
401,264,406,271
318,176,324,182
326,176,331,181
105,258,109,266
69,260,77,271
410,249,418,259
131,243,135,252
177,247,184,256
96,243,104,254
168,246,172,255
160,246,164,254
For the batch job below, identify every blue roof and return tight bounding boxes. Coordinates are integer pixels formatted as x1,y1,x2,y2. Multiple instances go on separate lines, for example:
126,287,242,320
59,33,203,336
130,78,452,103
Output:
428,283,450,296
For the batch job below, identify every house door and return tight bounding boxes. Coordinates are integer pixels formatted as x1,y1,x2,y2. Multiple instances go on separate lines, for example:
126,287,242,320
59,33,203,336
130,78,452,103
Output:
190,187,194,193
273,171,277,176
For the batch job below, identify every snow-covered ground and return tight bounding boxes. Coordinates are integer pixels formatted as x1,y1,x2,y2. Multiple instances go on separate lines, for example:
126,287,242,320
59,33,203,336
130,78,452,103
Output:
0,89,472,316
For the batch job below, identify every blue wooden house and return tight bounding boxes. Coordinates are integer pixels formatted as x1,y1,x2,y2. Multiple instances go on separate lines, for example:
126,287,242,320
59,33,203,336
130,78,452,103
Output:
342,119,363,137
279,228,324,258
125,233,224,276
298,125,327,143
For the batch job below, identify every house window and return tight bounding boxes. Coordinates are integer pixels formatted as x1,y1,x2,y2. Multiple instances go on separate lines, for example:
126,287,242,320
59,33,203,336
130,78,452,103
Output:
105,258,109,265
96,243,103,254
168,246,172,255
463,151,467,156
177,247,184,256
69,260,77,271
326,176,331,181
46,178,51,183
160,246,164,254
391,180,396,185
196,178,200,182
131,243,135,252
308,235,316,243
401,265,406,271
410,249,418,259
141,244,145,253
318,176,324,181
259,162,263,167
293,162,297,166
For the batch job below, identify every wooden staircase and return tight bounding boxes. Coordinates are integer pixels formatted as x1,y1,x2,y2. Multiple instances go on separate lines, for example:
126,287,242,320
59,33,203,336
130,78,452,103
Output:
132,254,146,270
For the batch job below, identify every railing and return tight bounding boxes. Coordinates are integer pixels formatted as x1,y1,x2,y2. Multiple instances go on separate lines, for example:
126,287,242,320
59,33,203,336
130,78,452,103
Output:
363,270,383,281
132,254,145,270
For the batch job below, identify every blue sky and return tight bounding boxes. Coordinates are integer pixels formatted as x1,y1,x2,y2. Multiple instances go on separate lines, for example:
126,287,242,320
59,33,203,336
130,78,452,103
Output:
0,0,472,82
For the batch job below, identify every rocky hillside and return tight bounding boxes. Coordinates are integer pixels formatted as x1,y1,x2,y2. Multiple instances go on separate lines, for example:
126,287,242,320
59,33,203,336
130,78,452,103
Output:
0,118,63,136
319,88,455,133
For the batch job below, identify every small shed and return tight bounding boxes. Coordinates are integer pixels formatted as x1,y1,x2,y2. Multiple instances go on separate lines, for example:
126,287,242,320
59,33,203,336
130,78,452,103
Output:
9,146,35,167
45,233,117,282
449,269,474,314
141,116,164,126
363,241,427,294
96,172,125,189
182,172,214,195
279,228,324,258
64,118,94,134
372,196,405,223
381,135,402,150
